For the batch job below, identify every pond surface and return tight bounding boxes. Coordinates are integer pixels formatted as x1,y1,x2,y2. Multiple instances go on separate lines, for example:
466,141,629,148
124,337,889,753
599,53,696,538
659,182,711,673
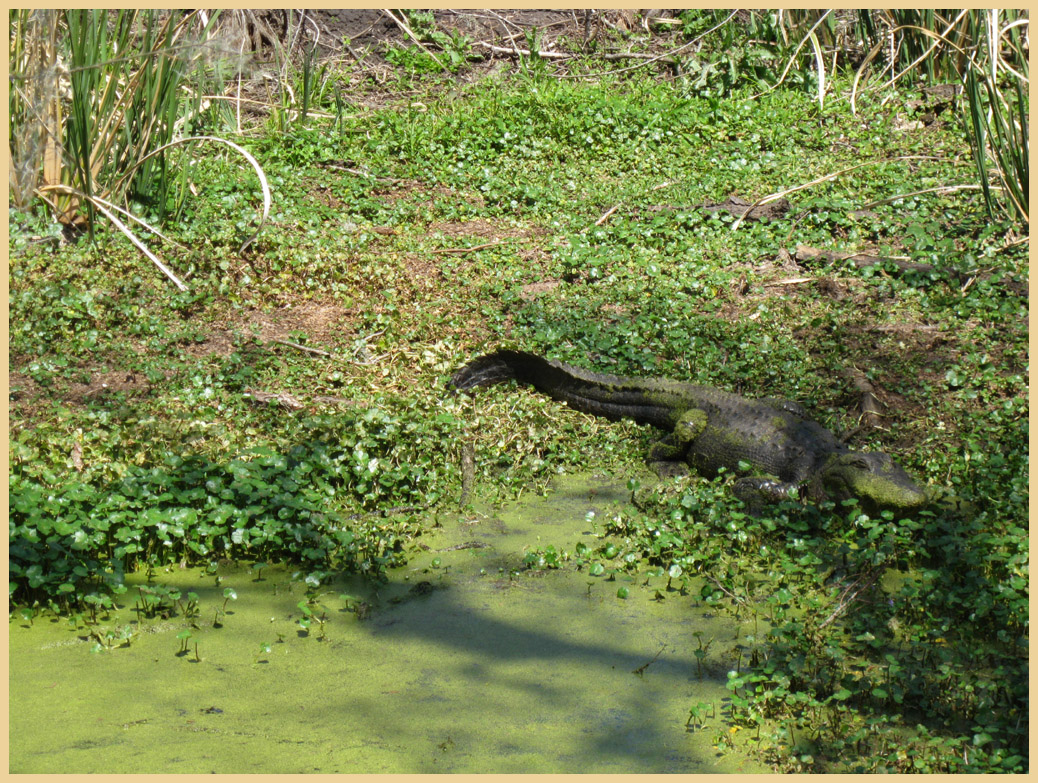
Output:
9,472,769,773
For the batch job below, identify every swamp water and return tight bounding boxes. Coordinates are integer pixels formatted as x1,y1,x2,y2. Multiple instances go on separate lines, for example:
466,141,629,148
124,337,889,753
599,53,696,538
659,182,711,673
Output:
9,472,769,773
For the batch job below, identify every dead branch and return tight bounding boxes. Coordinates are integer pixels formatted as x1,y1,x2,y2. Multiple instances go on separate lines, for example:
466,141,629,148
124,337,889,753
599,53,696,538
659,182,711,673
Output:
795,244,935,275
594,204,620,226
819,567,883,629
841,367,884,429
431,241,502,255
273,339,332,357
244,389,304,410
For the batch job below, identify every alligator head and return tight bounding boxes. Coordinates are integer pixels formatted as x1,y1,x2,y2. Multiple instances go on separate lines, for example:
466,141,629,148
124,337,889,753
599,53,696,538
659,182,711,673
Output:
817,451,929,514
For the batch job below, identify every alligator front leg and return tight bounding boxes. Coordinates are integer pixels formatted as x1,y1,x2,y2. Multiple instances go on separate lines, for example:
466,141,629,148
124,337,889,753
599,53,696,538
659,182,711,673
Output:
733,476,802,514
647,408,707,478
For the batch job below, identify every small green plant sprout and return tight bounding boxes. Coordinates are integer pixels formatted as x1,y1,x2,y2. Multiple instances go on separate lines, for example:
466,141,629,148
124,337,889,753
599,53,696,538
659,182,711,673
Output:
584,509,598,534
297,601,313,635
18,607,35,626
686,701,715,731
82,593,114,624
113,625,137,649
616,586,630,599
222,587,237,612
255,642,272,664
692,631,713,678
523,545,563,570
340,595,372,620
627,477,641,503
176,629,193,656
90,628,116,651
251,562,268,581
666,564,683,591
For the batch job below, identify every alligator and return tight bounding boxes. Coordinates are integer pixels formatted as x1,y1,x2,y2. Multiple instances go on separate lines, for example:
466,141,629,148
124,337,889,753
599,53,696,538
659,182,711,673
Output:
450,349,930,514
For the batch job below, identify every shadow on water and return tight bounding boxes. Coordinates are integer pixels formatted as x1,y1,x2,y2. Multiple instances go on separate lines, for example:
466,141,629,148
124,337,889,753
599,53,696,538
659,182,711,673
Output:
9,472,769,774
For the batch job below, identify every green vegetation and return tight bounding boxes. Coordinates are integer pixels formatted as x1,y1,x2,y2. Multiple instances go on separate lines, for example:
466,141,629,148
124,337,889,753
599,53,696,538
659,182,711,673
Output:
9,9,1027,774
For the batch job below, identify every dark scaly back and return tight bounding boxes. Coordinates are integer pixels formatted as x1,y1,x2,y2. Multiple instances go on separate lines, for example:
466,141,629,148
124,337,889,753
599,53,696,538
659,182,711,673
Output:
450,349,685,428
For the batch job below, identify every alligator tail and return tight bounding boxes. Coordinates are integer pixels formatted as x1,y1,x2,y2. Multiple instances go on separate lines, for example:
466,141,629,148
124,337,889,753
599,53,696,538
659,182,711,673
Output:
450,349,679,428
449,350,551,391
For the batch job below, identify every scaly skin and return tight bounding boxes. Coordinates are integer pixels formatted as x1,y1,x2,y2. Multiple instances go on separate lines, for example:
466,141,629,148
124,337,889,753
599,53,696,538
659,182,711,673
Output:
451,349,930,513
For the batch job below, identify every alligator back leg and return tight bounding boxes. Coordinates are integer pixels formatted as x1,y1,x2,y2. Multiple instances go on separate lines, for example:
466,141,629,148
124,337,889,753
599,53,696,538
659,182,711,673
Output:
647,408,707,477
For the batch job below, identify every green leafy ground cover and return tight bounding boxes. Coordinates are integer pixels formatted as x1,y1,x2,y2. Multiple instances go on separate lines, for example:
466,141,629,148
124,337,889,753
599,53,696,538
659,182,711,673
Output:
9,69,1027,773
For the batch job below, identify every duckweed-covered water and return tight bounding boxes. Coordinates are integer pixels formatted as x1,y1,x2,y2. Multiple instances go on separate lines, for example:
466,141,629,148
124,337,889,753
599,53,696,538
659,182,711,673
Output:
9,472,769,773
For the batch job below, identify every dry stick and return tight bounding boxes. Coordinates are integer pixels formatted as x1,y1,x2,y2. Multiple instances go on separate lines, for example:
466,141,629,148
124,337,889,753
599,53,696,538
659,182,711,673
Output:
594,205,620,226
40,186,188,291
244,389,304,410
235,19,246,134
431,241,502,255
202,94,341,120
273,339,331,357
819,568,883,629
843,367,884,429
729,155,943,232
860,184,995,209
382,9,447,71
321,164,404,183
475,41,571,59
601,52,678,63
482,8,525,39
312,395,362,406
89,194,187,250
763,277,814,287
130,135,272,254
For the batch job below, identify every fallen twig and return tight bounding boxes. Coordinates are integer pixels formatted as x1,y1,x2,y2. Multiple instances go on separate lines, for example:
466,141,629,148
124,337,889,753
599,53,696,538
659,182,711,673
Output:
431,241,502,255
312,395,362,406
244,389,304,410
273,339,332,357
632,645,666,675
474,41,572,59
763,277,814,286
594,204,620,226
819,567,883,629
795,244,936,275
730,155,943,231
842,367,884,429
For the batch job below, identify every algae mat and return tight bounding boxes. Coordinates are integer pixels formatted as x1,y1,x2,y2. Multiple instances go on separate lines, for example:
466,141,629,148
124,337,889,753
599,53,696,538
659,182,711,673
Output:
9,472,769,773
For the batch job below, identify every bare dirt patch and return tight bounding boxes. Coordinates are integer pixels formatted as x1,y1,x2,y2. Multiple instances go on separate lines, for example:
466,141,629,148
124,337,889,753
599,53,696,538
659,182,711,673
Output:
179,301,357,361
63,370,155,406
247,301,354,346
518,280,561,300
